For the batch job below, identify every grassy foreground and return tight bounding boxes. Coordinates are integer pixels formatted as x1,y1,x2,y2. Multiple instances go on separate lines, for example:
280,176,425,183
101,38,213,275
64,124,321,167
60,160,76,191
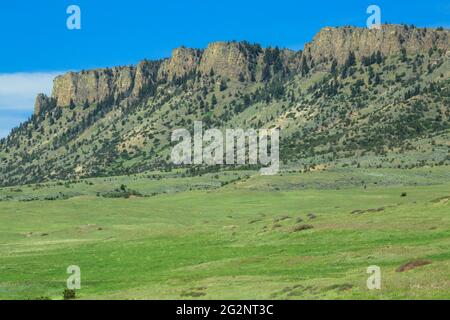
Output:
0,167,449,300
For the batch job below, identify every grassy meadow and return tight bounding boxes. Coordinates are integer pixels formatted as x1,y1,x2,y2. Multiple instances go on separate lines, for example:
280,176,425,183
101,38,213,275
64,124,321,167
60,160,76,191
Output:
0,167,449,300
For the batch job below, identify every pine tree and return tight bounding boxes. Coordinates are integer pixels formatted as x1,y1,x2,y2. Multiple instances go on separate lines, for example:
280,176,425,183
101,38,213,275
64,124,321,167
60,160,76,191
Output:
69,99,76,110
400,48,407,62
219,80,228,91
330,59,338,76
262,65,271,81
375,51,383,64
211,94,217,106
301,58,310,76
346,51,356,67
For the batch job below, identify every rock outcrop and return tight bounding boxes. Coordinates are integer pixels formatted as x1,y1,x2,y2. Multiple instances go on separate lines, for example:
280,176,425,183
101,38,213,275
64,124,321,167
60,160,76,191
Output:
45,25,449,112
158,47,202,80
34,93,56,115
52,67,135,107
132,60,162,97
198,42,255,80
303,25,449,65
48,42,302,110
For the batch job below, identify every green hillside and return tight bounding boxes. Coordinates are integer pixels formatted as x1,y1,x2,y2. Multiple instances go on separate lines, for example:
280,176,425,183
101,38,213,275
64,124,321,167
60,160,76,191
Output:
0,25,448,186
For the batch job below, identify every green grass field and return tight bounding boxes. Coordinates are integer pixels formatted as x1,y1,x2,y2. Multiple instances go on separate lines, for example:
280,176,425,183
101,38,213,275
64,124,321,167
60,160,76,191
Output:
0,167,449,300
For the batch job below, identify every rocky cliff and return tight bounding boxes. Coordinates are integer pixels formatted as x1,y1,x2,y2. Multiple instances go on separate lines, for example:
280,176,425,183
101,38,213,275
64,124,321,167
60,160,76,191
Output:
44,25,448,113
46,42,302,110
303,25,449,65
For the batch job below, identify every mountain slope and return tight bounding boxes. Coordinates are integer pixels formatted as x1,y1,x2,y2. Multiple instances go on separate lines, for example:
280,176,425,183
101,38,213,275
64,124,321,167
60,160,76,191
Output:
0,25,449,186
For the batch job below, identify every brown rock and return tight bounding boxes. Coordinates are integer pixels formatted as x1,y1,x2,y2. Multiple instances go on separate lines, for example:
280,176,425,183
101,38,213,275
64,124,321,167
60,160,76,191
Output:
34,94,56,115
303,25,449,65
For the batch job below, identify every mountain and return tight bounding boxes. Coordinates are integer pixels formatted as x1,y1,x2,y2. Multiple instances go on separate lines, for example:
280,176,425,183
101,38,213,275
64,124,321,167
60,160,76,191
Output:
0,25,449,186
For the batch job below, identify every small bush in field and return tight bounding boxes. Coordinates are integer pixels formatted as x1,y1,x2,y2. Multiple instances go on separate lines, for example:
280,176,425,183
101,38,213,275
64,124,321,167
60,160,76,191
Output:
63,289,76,300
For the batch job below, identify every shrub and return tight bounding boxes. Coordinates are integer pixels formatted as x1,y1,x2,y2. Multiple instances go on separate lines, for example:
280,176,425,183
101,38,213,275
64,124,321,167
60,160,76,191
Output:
307,213,317,219
63,289,76,300
292,224,314,232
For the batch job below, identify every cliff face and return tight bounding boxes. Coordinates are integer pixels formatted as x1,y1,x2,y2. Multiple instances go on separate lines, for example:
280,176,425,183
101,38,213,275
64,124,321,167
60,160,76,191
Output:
47,42,301,110
158,47,202,80
303,25,449,64
43,25,449,112
199,42,255,80
132,60,162,97
34,93,55,115
51,67,136,107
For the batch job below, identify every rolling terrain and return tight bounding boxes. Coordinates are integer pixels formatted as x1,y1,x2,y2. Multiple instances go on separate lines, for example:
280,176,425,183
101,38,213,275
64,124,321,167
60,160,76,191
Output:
0,24,449,300
0,167,449,299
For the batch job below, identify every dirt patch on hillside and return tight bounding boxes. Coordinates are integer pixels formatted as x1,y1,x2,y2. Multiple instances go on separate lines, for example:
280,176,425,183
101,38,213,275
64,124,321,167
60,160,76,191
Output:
396,260,432,272
273,216,291,223
431,196,450,204
351,207,385,214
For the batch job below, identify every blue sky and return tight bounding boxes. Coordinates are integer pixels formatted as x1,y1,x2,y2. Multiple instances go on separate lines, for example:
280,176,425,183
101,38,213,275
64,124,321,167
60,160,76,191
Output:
0,0,449,138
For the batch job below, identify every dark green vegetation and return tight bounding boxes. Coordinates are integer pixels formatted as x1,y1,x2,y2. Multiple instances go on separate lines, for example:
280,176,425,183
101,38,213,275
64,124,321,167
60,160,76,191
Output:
0,167,449,299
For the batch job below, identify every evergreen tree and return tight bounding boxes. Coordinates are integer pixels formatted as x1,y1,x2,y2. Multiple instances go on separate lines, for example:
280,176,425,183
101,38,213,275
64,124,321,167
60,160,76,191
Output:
301,59,310,76
211,94,217,106
219,80,228,91
346,51,356,67
400,48,407,62
262,65,271,81
330,59,338,76
69,99,76,110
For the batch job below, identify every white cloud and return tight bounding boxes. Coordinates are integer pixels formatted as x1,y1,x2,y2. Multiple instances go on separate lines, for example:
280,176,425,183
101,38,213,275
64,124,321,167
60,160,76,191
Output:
0,72,63,111
0,72,64,138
